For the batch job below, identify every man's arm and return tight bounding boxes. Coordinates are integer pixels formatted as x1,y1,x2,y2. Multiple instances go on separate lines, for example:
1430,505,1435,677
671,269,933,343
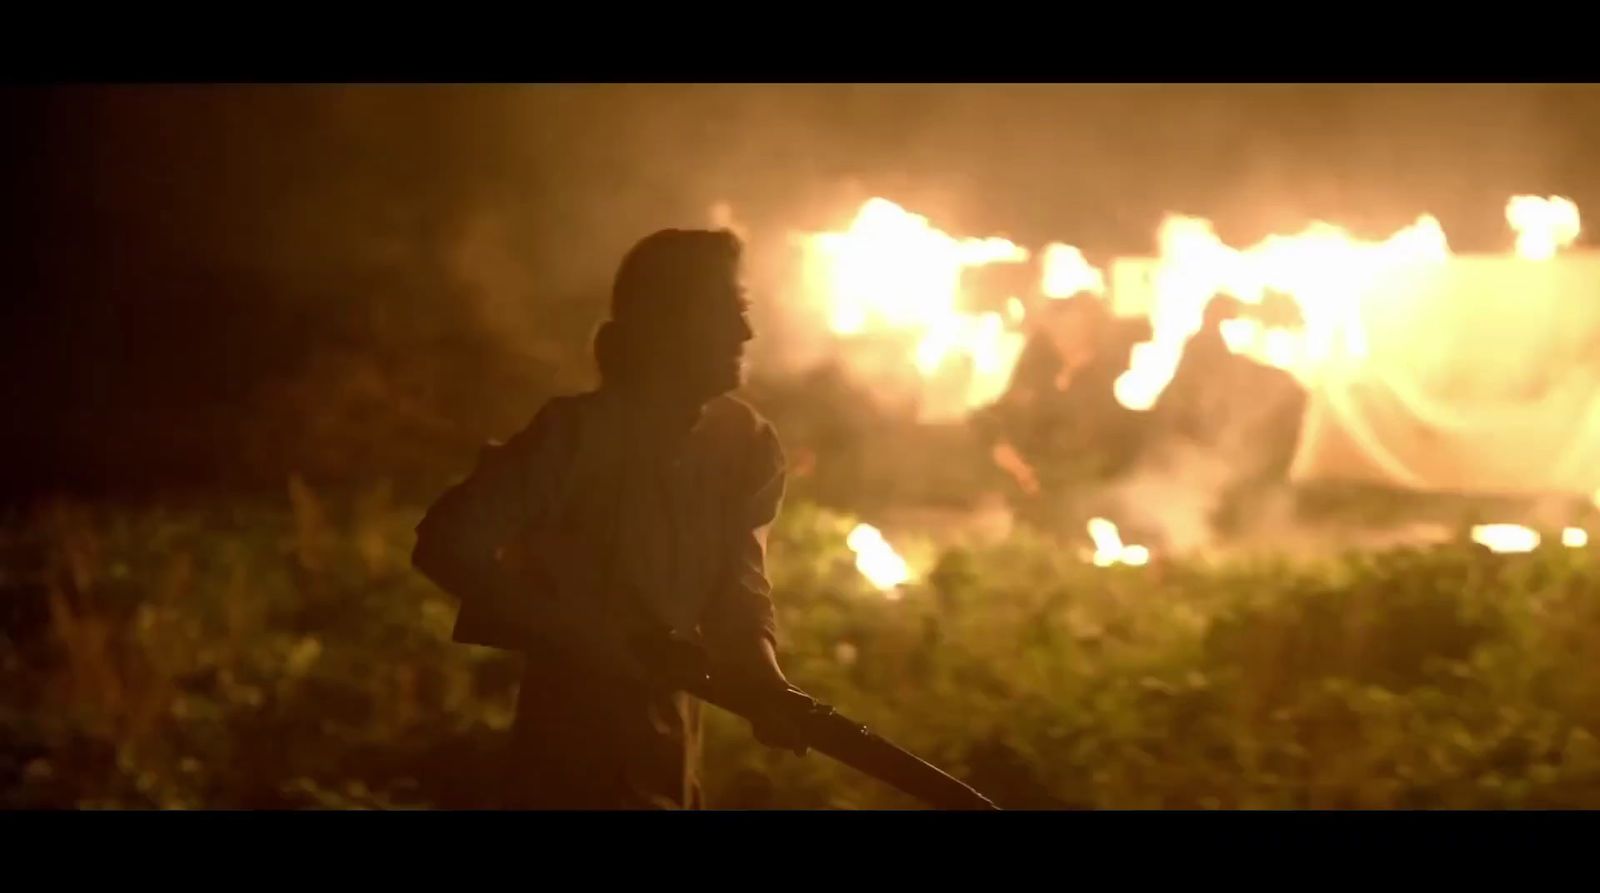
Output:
702,420,792,695
413,399,655,679
412,402,575,645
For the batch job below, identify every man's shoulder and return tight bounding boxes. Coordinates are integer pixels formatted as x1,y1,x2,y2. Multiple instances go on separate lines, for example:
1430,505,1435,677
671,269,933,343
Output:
511,390,601,436
538,389,605,419
474,391,601,468
701,394,778,442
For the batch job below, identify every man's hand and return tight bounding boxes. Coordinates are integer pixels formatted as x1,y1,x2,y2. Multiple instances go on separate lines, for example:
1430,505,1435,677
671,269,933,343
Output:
702,635,815,755
747,686,818,757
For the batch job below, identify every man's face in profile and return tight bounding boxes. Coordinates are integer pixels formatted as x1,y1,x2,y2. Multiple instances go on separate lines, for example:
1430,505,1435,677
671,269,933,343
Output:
671,258,753,398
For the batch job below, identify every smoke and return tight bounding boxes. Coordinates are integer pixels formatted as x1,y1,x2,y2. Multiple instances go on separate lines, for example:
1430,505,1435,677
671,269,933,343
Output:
1098,437,1242,555
450,86,1600,474
13,85,1595,498
446,213,548,360
449,85,1594,383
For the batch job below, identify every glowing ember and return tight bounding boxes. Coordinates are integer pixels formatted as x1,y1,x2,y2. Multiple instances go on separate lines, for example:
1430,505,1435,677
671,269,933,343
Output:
846,522,913,591
992,440,1041,496
1507,195,1580,261
1086,517,1150,567
1564,527,1589,549
1471,524,1541,554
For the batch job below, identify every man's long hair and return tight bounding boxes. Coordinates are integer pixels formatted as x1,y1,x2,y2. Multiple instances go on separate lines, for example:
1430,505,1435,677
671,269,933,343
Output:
594,229,743,387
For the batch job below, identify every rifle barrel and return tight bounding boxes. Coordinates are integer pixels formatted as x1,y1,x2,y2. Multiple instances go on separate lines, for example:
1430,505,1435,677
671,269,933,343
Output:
680,674,1000,811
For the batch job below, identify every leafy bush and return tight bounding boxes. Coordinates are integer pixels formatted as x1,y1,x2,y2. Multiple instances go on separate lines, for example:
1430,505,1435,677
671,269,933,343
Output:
5,486,1600,809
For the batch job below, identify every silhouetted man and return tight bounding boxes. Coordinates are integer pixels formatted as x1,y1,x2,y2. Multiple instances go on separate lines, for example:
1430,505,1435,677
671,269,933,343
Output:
1153,293,1305,457
412,229,810,809
977,294,1153,529
1148,293,1308,536
1154,293,1246,443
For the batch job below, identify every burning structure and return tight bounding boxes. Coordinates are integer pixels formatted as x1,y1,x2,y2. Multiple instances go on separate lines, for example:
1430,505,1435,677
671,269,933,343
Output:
733,193,1595,577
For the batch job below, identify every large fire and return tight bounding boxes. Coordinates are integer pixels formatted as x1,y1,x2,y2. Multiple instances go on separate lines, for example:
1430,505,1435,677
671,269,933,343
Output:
796,199,1043,422
791,194,1581,422
1112,212,1453,410
776,192,1595,560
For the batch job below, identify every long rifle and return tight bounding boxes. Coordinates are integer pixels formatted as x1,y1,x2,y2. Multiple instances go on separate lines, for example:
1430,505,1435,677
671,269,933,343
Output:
635,631,1001,811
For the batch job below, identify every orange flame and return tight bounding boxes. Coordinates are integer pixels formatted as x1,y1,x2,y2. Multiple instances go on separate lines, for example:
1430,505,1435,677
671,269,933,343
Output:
1471,523,1540,554
1087,517,1150,567
846,522,913,592
1114,214,1451,411
1040,242,1106,299
1507,195,1580,261
786,193,1585,449
799,199,1089,421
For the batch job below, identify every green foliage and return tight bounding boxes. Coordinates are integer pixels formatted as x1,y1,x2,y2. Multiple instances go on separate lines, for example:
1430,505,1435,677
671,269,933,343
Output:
5,488,1600,809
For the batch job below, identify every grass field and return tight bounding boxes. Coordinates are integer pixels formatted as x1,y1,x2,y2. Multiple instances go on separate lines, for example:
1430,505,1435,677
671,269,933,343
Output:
5,485,1600,809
